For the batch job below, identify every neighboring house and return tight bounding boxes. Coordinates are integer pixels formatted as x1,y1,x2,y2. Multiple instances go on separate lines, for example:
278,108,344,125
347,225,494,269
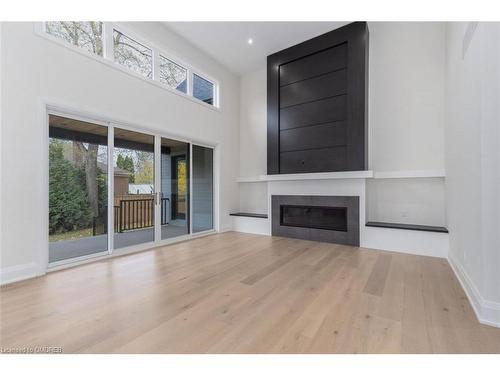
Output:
128,184,154,194
176,76,213,104
96,162,131,196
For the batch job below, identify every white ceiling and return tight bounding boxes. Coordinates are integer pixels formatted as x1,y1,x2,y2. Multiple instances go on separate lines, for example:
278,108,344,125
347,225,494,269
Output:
164,22,348,75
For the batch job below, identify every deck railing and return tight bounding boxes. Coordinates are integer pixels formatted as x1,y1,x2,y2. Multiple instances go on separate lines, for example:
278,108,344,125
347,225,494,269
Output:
92,196,171,234
160,198,170,226
111,196,170,233
116,198,154,232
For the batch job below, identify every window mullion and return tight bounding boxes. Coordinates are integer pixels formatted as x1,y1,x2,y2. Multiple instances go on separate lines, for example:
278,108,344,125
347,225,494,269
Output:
153,49,160,82
215,84,219,108
103,22,114,61
188,70,193,97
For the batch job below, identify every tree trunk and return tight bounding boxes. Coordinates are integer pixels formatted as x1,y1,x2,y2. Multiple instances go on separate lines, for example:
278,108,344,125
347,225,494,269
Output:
76,141,99,219
72,143,85,168
85,143,99,219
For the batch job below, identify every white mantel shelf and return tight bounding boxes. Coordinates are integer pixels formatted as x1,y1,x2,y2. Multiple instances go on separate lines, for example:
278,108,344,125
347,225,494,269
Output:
236,169,446,183
372,169,445,179
236,170,374,183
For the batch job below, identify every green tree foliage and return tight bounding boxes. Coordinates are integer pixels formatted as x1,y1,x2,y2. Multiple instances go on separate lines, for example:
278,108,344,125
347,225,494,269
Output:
116,153,135,183
49,140,91,234
134,151,154,184
177,160,187,194
97,170,108,216
135,161,154,184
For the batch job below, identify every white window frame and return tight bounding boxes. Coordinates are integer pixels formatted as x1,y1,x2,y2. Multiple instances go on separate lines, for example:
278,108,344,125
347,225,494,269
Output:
111,24,154,80
44,103,218,272
191,71,218,108
158,53,189,95
35,22,220,110
43,21,106,57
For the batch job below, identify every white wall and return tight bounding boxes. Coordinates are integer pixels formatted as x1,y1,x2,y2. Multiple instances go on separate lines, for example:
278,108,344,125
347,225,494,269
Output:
0,22,240,282
445,22,500,326
234,176,449,258
366,177,446,226
367,22,447,225
239,67,267,177
238,22,447,226
239,182,268,214
238,67,268,213
368,22,446,172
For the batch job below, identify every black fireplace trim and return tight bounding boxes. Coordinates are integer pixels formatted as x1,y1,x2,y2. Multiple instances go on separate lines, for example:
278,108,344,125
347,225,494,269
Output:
280,205,348,232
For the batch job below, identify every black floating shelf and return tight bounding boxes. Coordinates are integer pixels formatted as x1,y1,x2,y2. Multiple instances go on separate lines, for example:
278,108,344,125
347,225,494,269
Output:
365,221,448,233
230,212,268,219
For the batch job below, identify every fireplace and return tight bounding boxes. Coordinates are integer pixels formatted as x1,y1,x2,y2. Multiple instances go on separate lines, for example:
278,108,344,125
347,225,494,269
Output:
272,195,359,246
280,205,348,232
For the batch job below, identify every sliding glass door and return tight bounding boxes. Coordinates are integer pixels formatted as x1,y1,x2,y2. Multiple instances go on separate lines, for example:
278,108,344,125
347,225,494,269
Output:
192,145,214,233
48,115,109,263
48,112,214,266
160,137,189,240
113,128,155,249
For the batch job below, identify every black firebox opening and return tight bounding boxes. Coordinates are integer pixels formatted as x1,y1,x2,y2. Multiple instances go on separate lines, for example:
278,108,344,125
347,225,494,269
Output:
280,205,348,232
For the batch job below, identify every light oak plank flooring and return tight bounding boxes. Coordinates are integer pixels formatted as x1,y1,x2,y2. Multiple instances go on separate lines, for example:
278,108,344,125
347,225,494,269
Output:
1,232,499,353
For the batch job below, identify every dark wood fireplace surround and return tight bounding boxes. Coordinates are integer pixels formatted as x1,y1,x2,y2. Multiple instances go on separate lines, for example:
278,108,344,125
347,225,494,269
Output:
266,22,368,245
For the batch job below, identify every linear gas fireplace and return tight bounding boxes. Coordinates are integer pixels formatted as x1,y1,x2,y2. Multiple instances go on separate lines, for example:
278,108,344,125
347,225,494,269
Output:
280,205,348,232
272,195,359,246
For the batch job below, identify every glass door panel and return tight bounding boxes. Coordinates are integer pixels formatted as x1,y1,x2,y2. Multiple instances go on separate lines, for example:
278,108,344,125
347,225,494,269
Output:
160,137,189,240
48,114,215,265
48,114,109,263
192,145,214,233
172,156,187,220
113,128,155,249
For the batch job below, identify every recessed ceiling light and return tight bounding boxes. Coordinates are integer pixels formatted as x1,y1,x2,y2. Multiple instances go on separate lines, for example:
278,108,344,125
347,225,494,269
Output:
247,38,253,45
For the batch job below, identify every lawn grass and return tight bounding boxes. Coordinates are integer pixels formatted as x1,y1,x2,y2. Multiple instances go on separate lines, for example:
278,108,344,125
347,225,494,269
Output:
49,227,93,242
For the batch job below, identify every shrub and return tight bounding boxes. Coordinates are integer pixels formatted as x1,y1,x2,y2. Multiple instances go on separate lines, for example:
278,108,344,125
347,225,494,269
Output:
49,140,91,234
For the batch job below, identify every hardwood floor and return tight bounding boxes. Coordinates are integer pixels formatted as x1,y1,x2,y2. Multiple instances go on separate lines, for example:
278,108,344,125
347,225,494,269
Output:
1,232,499,353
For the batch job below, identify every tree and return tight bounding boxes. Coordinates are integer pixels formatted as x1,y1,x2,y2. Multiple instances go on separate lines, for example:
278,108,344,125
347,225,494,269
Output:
45,22,104,220
45,21,183,88
96,170,108,215
49,140,90,234
159,57,187,91
113,30,152,78
116,154,135,183
45,22,103,56
134,151,154,184
74,142,99,219
177,160,187,194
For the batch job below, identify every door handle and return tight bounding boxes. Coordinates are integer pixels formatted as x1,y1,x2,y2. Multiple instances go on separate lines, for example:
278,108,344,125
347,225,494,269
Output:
156,192,163,205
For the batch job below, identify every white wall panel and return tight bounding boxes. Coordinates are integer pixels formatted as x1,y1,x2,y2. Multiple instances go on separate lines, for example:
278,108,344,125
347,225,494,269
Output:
0,22,240,282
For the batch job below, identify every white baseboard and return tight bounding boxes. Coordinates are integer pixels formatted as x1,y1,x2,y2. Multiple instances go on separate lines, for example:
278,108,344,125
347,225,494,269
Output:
232,219,448,258
219,224,233,233
0,262,42,285
362,226,449,258
448,254,500,328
